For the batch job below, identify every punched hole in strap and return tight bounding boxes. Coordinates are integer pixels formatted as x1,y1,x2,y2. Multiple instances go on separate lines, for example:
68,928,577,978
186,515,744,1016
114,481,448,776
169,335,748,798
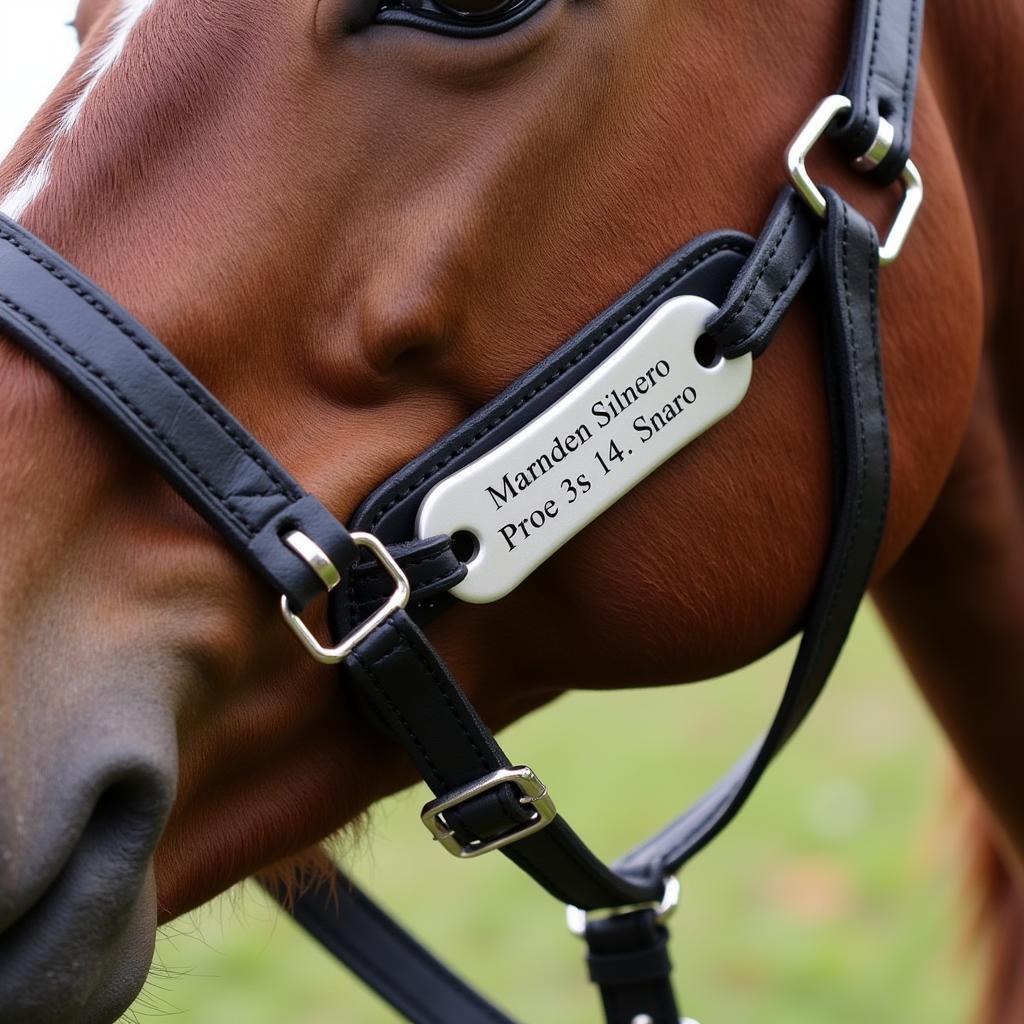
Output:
280,530,411,665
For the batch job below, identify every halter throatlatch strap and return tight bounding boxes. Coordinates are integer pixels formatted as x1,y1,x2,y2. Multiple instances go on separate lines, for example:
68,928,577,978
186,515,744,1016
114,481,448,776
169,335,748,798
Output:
0,214,353,612
611,193,890,885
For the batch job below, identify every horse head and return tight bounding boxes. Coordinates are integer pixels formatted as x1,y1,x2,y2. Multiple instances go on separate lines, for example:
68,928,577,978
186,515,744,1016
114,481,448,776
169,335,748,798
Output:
0,0,982,1020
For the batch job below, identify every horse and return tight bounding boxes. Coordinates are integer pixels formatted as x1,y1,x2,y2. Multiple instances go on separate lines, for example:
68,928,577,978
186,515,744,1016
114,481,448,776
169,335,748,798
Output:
0,0,1021,1020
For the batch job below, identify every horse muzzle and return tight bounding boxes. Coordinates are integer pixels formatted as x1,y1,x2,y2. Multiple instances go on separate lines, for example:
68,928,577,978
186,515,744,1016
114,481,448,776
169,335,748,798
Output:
0,725,176,1023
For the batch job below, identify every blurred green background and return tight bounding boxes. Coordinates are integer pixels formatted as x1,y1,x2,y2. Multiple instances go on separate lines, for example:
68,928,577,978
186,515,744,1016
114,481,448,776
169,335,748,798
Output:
126,606,979,1024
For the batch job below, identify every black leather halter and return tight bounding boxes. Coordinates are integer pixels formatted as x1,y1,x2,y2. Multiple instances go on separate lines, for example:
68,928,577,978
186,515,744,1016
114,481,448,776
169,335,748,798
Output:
0,1,923,1020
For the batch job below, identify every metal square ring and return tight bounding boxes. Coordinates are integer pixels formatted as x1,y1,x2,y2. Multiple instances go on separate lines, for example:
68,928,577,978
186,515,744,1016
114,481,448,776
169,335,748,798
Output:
785,93,924,266
280,531,411,665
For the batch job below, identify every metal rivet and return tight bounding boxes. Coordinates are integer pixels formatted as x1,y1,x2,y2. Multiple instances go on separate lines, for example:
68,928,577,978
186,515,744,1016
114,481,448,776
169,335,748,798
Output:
852,115,895,172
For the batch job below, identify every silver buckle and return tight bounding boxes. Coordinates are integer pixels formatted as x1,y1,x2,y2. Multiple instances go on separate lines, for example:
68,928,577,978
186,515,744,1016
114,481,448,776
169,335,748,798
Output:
785,93,924,266
279,531,410,665
421,765,557,859
566,874,681,938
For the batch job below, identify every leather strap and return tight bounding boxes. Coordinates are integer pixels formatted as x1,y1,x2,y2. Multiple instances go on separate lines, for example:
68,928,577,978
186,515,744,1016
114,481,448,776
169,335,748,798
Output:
274,870,517,1024
612,185,890,885
344,610,664,910
702,187,820,360
585,912,679,1024
0,214,353,611
345,535,465,630
830,0,924,183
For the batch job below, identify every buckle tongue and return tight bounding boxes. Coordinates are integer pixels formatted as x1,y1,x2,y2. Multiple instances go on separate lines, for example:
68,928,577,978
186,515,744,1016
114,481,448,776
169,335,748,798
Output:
421,765,557,859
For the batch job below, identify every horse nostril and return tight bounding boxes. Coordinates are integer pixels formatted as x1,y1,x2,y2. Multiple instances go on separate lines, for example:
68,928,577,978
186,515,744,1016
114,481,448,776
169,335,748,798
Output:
0,755,176,1023
66,759,177,917
87,767,174,853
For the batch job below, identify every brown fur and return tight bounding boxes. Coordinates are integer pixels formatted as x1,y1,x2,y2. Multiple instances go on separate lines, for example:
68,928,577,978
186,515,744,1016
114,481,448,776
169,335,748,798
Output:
964,795,1024,1023
0,0,1019,1016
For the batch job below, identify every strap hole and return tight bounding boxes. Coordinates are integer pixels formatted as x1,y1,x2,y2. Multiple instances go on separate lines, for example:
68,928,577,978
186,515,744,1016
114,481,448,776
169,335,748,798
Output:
451,529,480,564
694,334,722,369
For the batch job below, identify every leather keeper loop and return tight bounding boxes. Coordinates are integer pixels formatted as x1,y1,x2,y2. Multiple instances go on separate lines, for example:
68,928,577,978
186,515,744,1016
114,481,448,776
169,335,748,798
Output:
586,909,674,990
586,936,673,987
250,496,355,611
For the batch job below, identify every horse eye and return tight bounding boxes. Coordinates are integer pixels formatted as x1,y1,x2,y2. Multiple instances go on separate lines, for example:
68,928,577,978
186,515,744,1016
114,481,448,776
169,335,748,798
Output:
372,0,541,34
434,0,522,15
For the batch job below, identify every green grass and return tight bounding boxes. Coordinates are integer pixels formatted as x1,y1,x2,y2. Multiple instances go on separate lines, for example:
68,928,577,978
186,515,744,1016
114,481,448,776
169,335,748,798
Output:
130,605,980,1023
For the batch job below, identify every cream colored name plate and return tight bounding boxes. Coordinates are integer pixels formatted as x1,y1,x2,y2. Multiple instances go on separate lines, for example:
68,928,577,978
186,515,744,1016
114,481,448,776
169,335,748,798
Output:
417,296,752,603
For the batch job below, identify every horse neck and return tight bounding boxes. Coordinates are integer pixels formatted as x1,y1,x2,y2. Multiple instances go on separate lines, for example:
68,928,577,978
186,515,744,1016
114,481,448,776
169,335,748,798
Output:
874,4,1024,1020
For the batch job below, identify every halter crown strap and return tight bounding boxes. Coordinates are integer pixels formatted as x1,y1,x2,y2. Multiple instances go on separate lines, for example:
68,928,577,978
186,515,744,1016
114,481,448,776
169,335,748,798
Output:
830,0,924,183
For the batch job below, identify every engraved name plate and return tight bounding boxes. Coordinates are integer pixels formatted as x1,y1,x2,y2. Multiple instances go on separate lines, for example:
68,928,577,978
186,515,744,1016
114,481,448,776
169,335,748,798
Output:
417,296,752,603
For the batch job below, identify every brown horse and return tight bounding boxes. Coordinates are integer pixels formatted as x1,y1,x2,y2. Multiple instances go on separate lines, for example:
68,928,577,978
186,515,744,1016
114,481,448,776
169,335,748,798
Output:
0,0,1021,1020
